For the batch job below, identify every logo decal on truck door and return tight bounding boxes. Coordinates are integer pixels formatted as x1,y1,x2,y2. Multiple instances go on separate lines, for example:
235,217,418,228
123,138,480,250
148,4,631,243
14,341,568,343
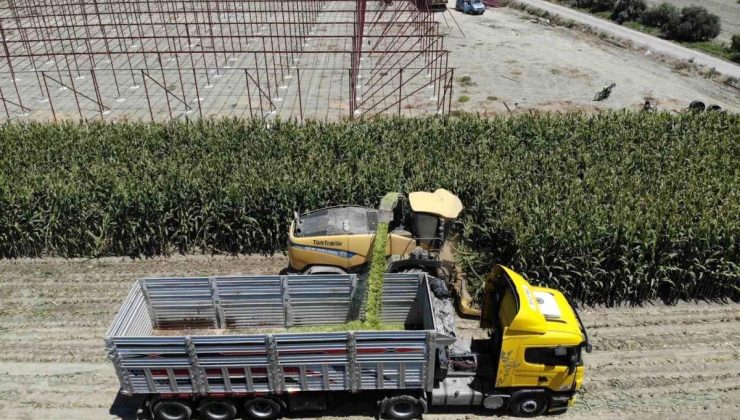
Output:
497,350,521,387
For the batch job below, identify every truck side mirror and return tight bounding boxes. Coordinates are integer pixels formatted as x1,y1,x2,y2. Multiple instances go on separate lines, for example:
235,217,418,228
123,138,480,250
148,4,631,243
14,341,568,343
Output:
567,354,578,374
585,343,593,353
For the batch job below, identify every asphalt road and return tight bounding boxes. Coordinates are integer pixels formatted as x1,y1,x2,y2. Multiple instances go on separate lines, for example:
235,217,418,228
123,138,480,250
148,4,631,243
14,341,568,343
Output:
513,0,740,79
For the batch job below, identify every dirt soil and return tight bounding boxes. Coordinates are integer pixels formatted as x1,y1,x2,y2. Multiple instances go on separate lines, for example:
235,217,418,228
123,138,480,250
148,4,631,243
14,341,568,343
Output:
439,5,740,114
0,255,738,419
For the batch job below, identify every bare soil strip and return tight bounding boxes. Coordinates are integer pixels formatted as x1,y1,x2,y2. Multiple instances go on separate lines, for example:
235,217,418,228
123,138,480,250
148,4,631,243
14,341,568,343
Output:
0,256,737,419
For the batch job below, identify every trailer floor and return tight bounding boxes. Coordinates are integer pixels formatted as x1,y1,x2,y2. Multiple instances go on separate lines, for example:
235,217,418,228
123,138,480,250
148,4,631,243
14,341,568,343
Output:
1,255,738,419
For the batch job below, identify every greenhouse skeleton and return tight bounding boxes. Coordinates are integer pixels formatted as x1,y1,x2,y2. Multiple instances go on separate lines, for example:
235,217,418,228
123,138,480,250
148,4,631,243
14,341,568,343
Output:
0,0,453,121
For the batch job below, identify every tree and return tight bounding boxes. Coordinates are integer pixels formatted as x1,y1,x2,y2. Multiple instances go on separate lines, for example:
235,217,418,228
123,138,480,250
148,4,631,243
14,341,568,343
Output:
663,6,721,42
731,34,740,63
640,3,680,28
572,0,594,8
611,0,647,24
731,34,740,53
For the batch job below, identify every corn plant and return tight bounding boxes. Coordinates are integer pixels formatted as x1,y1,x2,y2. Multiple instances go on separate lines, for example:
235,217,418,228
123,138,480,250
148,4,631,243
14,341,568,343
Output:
0,112,737,305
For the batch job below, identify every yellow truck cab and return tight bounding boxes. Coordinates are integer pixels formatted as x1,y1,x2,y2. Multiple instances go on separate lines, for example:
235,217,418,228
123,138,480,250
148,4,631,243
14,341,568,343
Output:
478,265,591,415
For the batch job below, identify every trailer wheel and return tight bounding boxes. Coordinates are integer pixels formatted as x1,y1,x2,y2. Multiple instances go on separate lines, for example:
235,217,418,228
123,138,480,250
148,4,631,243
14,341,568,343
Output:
508,392,548,417
152,400,192,420
244,398,282,420
383,396,420,420
199,399,237,420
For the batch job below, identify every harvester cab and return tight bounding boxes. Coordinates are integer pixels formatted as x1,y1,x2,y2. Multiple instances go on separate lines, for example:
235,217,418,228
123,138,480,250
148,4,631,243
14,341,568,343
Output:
286,188,463,277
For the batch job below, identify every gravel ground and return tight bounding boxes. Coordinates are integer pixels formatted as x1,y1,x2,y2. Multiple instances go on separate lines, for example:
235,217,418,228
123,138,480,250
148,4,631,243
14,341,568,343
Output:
0,255,738,419
439,5,740,113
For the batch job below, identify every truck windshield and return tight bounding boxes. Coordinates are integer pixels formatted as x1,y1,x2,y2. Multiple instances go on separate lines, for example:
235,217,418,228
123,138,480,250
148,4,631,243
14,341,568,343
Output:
472,0,482,4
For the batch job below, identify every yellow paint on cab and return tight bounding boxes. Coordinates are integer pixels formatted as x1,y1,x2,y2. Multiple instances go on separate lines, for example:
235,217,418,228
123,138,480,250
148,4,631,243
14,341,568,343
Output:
483,266,587,394
287,221,417,271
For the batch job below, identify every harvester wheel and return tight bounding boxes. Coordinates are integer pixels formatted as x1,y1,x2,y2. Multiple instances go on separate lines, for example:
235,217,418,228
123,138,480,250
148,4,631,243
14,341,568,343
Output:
199,399,237,420
152,400,192,420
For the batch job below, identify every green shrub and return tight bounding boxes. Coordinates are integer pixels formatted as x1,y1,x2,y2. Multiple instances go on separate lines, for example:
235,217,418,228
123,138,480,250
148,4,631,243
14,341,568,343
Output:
571,0,594,8
731,34,740,52
0,113,738,305
663,6,721,42
640,3,679,28
731,34,740,62
611,0,646,24
589,0,616,12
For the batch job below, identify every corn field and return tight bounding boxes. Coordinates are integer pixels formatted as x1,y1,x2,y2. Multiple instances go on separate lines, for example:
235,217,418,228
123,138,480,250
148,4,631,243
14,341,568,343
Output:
0,113,737,305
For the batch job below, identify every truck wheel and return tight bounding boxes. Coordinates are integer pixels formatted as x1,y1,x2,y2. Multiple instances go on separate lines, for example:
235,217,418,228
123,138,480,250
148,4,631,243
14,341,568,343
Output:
244,398,282,420
384,396,420,420
199,399,237,420
688,100,706,112
508,392,548,417
152,400,192,420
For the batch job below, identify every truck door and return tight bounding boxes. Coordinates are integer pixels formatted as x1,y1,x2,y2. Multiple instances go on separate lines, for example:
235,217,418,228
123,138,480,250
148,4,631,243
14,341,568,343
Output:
516,346,579,392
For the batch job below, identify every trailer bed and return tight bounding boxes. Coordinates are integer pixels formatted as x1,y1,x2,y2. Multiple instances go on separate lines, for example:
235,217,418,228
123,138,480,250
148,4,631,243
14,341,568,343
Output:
105,273,449,397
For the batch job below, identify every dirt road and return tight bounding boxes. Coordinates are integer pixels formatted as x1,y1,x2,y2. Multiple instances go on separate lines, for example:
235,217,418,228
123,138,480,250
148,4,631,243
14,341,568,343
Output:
512,0,740,78
0,256,738,419
439,5,739,114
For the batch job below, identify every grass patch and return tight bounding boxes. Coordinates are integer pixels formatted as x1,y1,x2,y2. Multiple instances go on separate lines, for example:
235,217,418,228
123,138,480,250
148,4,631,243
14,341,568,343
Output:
458,95,471,103
679,40,733,61
623,21,660,36
458,75,476,87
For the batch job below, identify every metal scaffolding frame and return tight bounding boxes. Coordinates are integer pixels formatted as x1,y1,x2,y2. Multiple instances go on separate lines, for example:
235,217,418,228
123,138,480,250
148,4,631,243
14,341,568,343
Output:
0,0,453,121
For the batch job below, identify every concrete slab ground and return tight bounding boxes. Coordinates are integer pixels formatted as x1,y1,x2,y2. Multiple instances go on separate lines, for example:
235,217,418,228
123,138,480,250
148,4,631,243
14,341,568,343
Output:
0,2,737,121
0,0,448,122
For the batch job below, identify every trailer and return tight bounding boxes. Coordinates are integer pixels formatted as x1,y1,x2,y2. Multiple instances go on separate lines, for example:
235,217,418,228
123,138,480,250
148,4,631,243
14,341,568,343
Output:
105,266,590,420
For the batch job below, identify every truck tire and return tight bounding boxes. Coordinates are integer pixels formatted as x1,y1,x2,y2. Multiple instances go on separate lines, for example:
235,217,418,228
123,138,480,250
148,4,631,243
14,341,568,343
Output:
688,100,706,112
244,398,282,420
199,399,237,420
383,396,420,420
508,392,548,417
152,400,192,420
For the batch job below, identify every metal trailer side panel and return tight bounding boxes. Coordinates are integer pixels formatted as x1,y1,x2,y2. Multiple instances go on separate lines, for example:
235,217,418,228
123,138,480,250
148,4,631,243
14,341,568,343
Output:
105,273,447,396
109,331,431,395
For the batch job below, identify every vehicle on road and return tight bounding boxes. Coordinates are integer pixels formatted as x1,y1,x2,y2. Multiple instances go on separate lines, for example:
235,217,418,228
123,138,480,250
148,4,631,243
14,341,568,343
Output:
457,0,486,15
105,265,590,419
